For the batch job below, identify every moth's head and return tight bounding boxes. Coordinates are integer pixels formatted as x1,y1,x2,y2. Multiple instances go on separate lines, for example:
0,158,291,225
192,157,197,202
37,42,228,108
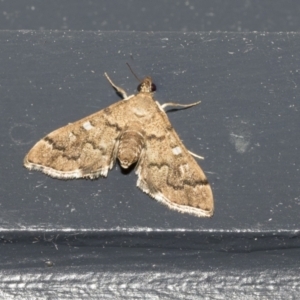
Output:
137,77,156,93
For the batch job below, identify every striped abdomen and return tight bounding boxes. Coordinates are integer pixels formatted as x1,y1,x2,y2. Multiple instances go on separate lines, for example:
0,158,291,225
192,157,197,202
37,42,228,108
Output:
117,122,145,169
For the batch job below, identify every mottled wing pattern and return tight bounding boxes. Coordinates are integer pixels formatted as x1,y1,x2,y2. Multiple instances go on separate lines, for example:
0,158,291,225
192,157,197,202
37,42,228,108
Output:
136,108,214,217
24,72,214,218
24,99,130,179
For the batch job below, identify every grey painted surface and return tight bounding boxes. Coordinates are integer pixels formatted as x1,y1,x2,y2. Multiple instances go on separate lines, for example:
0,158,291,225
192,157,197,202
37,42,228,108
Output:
2,30,299,230
1,0,300,32
1,1,300,298
1,30,300,298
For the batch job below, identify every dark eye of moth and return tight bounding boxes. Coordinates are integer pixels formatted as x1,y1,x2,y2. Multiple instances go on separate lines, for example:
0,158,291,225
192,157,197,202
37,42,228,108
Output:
151,83,156,92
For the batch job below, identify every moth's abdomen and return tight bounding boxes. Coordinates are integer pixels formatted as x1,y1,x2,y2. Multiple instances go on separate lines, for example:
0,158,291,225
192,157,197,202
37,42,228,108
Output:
117,123,145,169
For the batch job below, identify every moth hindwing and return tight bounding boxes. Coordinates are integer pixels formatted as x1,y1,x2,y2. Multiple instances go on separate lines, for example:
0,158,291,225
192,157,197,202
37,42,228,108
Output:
24,73,214,217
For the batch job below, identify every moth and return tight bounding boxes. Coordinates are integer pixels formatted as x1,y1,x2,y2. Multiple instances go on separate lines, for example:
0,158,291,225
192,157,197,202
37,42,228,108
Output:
24,71,214,217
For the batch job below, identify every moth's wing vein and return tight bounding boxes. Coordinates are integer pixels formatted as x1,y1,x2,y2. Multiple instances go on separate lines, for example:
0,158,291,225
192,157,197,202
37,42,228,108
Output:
24,100,129,179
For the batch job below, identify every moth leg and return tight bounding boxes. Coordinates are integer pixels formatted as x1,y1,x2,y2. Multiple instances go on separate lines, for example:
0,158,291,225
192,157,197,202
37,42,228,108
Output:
160,101,204,159
104,72,128,99
188,150,204,160
160,101,201,110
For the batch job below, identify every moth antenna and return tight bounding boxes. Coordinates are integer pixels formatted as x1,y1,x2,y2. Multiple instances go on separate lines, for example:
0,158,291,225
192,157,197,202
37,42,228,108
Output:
126,63,141,82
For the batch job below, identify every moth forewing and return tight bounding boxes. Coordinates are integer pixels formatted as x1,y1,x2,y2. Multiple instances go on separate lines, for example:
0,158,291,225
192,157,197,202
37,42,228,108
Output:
24,72,214,217
23,98,129,179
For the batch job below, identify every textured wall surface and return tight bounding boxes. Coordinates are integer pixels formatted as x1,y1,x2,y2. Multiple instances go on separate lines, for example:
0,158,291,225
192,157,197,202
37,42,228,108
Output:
1,1,300,299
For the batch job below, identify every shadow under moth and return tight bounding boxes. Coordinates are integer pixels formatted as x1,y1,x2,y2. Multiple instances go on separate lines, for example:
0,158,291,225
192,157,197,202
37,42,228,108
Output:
24,71,214,217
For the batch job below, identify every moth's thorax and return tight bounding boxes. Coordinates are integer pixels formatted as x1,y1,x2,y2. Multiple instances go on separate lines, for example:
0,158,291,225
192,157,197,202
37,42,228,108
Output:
129,93,158,120
117,122,145,169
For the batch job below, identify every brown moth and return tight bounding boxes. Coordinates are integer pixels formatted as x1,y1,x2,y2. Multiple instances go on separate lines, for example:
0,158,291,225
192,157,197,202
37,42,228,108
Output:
24,72,214,217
